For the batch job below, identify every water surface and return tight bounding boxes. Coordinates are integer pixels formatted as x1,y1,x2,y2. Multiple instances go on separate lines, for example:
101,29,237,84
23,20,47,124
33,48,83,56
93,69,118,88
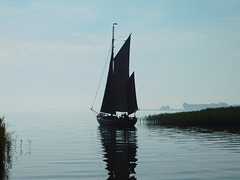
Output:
1,109,240,179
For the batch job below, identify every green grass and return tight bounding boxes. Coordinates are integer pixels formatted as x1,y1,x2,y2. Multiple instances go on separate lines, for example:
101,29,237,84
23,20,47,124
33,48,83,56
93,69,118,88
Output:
0,117,13,179
144,106,240,127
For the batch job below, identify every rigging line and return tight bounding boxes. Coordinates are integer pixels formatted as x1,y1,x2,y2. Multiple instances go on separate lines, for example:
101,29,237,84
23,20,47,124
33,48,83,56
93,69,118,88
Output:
91,43,112,109
115,34,129,40
115,42,125,49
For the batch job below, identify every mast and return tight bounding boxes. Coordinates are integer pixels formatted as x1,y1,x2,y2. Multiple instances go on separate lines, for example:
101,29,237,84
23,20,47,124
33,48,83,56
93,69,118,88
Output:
112,23,117,58
100,23,117,114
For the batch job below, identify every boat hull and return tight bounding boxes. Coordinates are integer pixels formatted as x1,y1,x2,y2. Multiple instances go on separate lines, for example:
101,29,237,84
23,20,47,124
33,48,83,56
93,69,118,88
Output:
97,115,137,127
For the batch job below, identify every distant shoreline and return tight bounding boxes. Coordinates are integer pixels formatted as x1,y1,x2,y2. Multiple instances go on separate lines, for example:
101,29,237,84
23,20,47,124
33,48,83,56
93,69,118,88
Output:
140,109,184,111
144,106,240,127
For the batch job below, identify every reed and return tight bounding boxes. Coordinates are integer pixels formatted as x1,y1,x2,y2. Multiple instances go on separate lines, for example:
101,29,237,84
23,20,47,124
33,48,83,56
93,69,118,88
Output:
144,106,240,127
0,117,13,179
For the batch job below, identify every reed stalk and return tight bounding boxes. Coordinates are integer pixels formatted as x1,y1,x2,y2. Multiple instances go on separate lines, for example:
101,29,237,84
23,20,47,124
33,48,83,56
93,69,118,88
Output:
0,117,13,179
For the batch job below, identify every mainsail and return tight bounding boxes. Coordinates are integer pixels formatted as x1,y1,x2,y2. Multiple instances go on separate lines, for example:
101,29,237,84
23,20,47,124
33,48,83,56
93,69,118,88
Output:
114,35,130,112
100,34,138,115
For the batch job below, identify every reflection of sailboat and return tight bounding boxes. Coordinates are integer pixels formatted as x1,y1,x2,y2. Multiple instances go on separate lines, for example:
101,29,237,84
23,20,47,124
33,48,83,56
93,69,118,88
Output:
91,23,138,127
98,127,138,179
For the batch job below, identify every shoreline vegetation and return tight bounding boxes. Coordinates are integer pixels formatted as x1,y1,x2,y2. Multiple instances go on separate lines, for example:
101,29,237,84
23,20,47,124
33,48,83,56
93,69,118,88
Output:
0,117,13,179
144,106,240,127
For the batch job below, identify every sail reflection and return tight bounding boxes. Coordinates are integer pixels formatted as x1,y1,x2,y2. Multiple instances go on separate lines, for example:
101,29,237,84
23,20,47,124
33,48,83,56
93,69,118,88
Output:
98,127,138,180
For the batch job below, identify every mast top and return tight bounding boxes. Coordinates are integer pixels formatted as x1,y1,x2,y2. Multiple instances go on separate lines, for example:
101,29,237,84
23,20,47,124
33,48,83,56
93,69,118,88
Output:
112,23,118,55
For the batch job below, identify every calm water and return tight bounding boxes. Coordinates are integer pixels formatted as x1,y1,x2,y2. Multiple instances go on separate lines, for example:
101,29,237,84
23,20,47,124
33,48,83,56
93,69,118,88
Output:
1,109,240,179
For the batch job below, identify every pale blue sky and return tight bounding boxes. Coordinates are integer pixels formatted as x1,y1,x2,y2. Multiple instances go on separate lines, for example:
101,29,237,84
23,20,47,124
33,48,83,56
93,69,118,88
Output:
1,0,240,110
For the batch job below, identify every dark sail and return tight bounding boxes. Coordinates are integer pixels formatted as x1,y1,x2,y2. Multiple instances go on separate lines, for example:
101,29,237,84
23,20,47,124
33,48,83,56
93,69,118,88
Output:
113,35,131,112
127,72,138,114
100,52,116,114
100,33,137,115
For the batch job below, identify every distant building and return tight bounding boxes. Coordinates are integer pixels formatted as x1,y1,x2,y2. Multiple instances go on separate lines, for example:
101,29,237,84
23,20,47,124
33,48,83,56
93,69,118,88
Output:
183,102,228,111
160,105,171,111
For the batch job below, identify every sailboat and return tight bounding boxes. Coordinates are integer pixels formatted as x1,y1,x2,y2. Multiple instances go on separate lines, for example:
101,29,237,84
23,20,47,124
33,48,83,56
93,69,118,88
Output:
92,23,138,127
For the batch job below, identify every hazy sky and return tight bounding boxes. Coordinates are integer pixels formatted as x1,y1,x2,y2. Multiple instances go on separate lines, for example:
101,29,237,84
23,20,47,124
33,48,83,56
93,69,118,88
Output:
1,0,240,110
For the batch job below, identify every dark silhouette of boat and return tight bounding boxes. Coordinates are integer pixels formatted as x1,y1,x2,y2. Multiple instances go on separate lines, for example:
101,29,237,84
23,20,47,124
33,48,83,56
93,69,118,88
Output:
92,23,138,127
